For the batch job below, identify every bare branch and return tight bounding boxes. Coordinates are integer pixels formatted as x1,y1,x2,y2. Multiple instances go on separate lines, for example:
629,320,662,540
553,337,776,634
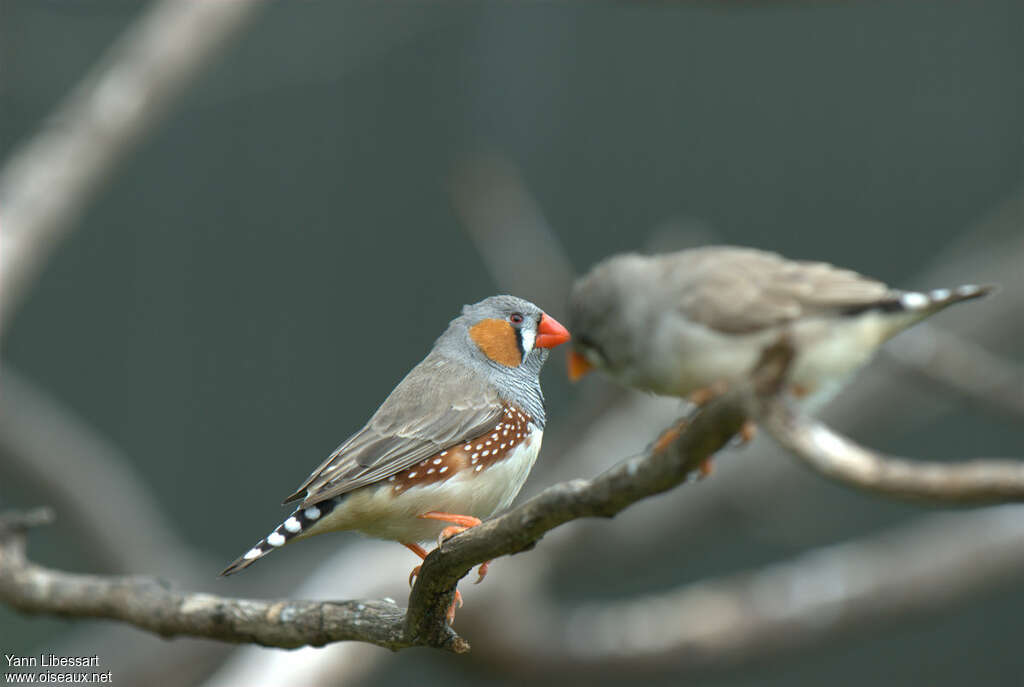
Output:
0,386,749,654
757,398,1024,504
449,153,575,310
3,337,1018,654
0,367,206,580
0,515,412,651
405,386,750,649
882,323,1024,421
472,503,1024,675
0,0,265,330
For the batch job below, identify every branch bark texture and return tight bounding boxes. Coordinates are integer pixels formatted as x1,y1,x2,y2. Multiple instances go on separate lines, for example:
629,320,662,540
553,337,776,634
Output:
2,338,1021,653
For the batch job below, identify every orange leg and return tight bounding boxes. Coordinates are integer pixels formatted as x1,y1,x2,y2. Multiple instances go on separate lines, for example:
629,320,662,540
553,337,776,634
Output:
417,511,482,529
404,542,429,587
687,381,730,407
403,541,463,622
417,512,492,583
739,419,758,444
652,419,714,479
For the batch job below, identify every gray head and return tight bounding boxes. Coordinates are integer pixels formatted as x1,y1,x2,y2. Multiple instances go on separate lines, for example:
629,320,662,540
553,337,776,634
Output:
567,254,652,381
434,295,570,425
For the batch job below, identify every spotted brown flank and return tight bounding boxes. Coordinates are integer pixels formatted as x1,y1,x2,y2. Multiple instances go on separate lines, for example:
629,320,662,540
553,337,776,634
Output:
469,318,521,367
388,404,534,494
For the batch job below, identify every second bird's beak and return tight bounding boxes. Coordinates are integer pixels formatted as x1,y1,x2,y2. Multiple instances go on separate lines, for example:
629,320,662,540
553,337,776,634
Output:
535,313,571,349
567,350,593,382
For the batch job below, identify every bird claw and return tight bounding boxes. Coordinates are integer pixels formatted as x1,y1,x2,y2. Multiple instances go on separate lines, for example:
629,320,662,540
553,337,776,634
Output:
408,564,421,588
445,590,464,625
698,459,714,479
739,419,757,444
474,560,491,584
437,525,468,549
688,381,729,407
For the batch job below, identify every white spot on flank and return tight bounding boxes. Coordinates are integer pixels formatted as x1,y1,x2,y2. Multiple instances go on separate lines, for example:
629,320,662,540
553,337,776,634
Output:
491,433,499,440
439,466,449,473
304,506,321,520
502,429,509,436
433,458,443,465
929,288,950,301
475,465,483,471
900,292,929,309
284,517,301,533
243,548,262,560
464,444,472,451
500,443,506,449
408,471,417,478
440,451,448,457
267,532,286,547
485,440,492,446
471,453,479,462
482,450,490,457
476,444,483,450
427,468,435,474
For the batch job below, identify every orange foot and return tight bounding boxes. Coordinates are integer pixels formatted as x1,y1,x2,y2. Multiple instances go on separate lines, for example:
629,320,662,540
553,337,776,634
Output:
687,381,730,407
651,419,713,479
403,541,462,622
417,512,492,583
739,419,757,444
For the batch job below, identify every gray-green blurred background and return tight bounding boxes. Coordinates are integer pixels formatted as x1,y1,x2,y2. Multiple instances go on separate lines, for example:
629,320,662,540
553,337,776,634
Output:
2,1,1023,685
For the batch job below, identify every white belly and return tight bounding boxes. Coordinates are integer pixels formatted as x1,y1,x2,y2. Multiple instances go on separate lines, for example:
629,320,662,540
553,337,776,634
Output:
302,425,543,544
636,313,896,407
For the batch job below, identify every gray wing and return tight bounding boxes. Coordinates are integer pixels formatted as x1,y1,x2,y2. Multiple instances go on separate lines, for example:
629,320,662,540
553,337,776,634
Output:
284,351,504,508
661,247,893,334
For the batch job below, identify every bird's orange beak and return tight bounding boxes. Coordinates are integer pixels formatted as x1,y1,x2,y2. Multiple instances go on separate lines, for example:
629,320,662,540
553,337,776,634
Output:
535,313,571,349
566,350,593,382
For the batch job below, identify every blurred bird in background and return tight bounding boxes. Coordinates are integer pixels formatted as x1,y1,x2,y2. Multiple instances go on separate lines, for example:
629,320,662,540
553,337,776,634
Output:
567,246,992,457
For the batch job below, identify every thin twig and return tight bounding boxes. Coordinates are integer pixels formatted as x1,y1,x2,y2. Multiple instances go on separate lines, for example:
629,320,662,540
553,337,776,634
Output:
471,503,1024,675
756,399,1024,504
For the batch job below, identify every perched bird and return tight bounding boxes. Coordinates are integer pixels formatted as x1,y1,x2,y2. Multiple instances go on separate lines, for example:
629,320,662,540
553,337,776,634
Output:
221,295,570,617
567,246,991,410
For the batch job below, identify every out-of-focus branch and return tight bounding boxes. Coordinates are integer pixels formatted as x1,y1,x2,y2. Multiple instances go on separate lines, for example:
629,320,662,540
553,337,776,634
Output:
0,381,752,653
882,323,1024,421
473,503,1024,675
449,153,575,311
0,0,265,330
0,367,205,580
756,397,1024,504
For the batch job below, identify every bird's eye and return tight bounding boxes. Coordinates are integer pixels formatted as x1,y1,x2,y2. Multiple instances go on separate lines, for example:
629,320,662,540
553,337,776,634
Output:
509,313,524,325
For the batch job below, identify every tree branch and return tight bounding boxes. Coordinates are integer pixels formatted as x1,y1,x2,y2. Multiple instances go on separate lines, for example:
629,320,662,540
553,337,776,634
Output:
3,337,1020,653
471,503,1024,676
0,511,411,651
756,398,1024,504
0,385,749,653
0,0,265,330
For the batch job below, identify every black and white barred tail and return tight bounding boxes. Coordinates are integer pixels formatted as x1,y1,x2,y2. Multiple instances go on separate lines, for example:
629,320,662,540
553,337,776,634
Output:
219,497,340,576
843,284,995,318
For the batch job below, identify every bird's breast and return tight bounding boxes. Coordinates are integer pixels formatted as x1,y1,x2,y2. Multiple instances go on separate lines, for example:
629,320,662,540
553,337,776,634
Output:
309,405,543,543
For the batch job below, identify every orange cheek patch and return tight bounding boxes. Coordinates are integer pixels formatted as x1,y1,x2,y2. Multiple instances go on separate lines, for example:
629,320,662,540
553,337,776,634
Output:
469,318,521,367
